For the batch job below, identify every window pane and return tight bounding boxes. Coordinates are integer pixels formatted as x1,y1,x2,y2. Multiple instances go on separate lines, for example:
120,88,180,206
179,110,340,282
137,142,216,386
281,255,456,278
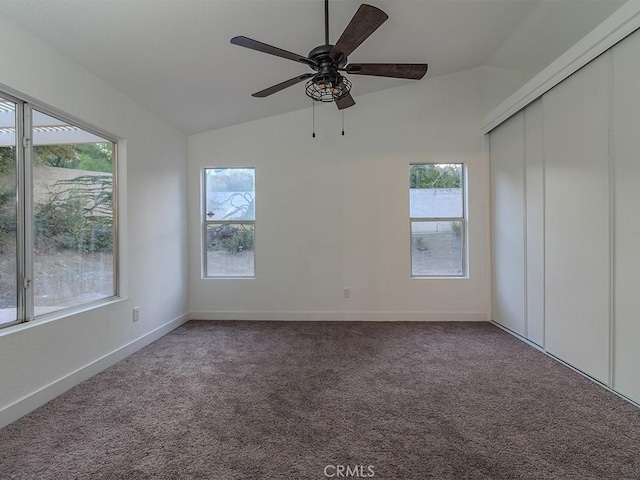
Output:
32,110,115,315
410,164,463,218
206,223,254,277
411,221,463,276
0,98,17,326
205,168,255,221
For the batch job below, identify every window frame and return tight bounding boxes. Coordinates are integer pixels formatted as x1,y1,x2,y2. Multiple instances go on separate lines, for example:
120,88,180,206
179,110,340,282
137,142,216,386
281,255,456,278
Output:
0,91,24,328
0,91,119,330
202,167,256,279
409,163,466,278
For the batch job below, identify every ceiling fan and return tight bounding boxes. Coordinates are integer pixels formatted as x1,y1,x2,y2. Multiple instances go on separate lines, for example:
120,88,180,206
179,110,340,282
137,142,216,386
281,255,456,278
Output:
230,0,428,110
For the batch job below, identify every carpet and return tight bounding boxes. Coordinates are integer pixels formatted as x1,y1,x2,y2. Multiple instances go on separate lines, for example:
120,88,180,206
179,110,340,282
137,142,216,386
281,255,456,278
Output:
1,321,639,479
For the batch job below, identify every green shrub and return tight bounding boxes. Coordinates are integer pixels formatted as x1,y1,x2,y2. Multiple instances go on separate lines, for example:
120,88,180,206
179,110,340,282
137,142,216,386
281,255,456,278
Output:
208,225,254,253
0,230,11,253
34,175,113,253
415,235,428,252
0,187,16,235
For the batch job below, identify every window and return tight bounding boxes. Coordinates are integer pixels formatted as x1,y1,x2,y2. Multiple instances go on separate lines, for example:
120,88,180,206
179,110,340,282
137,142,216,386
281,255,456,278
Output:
203,168,255,277
0,93,117,329
409,164,465,277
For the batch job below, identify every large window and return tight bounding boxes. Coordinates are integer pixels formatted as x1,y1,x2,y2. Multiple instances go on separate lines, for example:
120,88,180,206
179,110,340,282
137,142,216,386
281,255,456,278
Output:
0,94,117,329
410,164,465,277
203,168,255,277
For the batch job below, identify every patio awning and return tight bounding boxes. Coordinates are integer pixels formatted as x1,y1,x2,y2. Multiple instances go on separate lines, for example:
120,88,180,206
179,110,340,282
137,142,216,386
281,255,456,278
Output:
0,100,108,147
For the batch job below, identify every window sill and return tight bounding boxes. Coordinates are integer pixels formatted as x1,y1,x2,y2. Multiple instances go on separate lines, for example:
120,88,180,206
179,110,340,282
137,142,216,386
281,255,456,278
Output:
202,276,256,280
0,296,125,338
411,275,469,280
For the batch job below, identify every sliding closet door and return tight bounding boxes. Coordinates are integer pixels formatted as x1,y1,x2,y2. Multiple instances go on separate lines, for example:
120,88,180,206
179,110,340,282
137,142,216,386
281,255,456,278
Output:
543,53,610,383
612,29,640,402
524,100,544,347
490,112,525,336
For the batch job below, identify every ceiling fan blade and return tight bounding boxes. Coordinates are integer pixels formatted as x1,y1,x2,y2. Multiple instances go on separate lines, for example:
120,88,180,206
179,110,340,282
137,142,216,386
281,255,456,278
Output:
346,63,428,80
252,74,314,98
330,4,388,60
335,92,356,110
231,36,315,66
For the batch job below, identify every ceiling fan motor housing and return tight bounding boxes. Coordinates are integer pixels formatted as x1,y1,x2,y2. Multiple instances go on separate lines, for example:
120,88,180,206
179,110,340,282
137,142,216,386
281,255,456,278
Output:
308,44,347,67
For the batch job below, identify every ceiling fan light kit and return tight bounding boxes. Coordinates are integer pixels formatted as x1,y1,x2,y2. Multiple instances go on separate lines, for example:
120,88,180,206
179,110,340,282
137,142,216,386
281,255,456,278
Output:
230,0,428,111
305,73,352,102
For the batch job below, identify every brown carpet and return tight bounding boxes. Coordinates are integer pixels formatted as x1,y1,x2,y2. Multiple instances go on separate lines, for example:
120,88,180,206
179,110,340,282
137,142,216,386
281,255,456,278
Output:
1,321,639,479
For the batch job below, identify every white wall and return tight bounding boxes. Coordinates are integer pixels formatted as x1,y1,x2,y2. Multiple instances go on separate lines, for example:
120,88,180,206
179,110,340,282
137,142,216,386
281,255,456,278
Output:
0,14,189,426
188,67,518,321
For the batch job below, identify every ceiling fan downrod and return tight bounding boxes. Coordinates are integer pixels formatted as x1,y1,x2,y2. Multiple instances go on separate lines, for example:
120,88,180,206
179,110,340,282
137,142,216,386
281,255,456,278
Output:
325,0,330,45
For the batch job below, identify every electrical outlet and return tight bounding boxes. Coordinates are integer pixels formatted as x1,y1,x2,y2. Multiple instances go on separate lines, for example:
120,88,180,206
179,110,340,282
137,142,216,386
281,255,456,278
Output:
133,307,140,322
343,288,351,299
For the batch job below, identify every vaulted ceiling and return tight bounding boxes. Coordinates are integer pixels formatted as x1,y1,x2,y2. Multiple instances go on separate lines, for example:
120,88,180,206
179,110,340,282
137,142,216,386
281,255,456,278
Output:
0,0,625,134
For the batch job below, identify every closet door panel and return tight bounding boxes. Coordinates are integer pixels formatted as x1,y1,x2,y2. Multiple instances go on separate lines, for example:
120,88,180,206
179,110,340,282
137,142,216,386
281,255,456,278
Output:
525,100,545,347
612,29,640,403
543,54,610,383
490,112,525,336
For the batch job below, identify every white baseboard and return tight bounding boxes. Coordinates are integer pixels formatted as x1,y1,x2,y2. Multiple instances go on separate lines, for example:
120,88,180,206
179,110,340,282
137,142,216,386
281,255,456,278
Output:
0,312,190,429
490,321,640,409
0,311,485,429
190,311,487,322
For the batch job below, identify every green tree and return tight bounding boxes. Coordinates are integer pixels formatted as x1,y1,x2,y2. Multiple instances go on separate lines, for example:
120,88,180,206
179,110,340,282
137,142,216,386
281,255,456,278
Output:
0,146,17,251
34,144,78,169
410,164,461,189
76,143,113,173
34,143,112,173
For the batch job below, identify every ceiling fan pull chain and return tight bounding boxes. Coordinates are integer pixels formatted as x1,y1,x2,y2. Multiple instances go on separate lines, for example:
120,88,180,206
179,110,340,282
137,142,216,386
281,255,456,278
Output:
342,110,345,136
312,100,316,138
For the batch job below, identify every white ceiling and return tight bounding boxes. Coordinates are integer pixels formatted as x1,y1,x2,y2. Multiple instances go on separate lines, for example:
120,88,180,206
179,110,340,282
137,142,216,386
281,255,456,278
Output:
0,0,626,134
